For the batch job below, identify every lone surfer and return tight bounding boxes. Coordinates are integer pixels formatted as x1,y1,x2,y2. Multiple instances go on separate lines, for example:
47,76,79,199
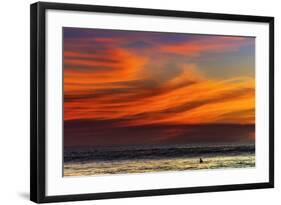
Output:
199,158,203,163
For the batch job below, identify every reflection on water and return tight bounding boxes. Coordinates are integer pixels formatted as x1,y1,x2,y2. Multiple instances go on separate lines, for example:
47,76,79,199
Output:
64,154,255,176
64,144,255,176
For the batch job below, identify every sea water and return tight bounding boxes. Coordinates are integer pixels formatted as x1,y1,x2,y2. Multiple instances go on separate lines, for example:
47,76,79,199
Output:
64,143,255,176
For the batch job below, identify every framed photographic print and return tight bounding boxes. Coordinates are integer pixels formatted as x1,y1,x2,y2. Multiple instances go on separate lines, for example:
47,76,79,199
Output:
30,2,274,203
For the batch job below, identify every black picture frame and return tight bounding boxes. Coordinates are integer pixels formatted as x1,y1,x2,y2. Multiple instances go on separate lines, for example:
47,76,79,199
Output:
30,2,274,203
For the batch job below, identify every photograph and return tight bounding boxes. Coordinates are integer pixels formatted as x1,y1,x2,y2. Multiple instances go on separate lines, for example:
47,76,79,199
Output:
0,0,278,204
63,27,256,177
30,2,274,203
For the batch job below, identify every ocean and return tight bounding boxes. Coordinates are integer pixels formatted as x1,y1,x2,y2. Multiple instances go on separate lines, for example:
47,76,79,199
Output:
64,143,255,176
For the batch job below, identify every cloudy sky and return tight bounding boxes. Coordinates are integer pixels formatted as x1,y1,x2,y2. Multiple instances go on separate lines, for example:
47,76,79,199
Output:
63,27,255,147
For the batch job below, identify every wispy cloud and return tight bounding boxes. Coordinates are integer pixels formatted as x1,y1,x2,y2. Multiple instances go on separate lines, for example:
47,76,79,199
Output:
63,27,255,146
160,36,252,56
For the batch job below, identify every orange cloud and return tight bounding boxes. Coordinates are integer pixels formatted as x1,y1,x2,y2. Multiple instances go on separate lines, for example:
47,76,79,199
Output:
109,76,254,126
160,36,250,56
64,52,255,127
63,28,255,146
64,48,148,93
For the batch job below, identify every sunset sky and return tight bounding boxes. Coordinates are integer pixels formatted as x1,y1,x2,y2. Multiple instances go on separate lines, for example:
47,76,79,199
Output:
63,27,255,147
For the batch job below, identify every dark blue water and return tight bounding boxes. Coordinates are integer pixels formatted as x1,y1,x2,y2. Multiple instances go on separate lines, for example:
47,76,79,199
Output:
64,143,255,163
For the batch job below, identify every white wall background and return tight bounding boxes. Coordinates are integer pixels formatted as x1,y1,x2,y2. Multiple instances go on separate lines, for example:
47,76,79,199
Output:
0,0,278,204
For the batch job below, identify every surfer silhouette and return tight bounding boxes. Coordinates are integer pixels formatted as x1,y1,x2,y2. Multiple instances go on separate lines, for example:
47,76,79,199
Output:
199,158,203,163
